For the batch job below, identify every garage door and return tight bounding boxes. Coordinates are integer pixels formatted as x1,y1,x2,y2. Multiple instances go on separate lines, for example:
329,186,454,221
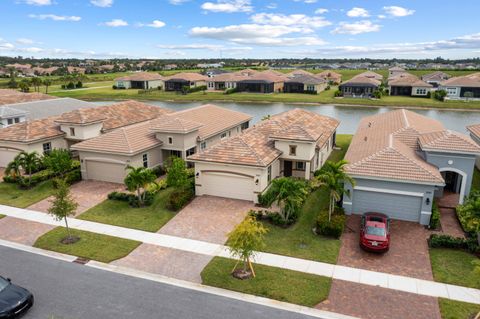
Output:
202,172,254,201
352,190,422,222
0,148,20,167
85,160,126,184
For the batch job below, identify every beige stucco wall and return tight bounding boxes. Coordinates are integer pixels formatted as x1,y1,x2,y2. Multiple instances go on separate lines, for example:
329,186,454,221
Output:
155,131,198,152
148,80,164,89
274,140,315,161
60,122,103,141
411,86,431,96
304,82,328,93
273,82,284,93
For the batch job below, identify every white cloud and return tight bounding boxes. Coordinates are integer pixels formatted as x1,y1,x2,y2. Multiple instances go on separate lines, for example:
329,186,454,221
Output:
21,47,44,53
346,7,369,18
251,13,331,29
293,0,317,3
201,0,253,13
168,0,190,4
314,8,328,15
266,3,277,9
232,36,326,46
0,42,15,50
90,0,113,7
377,14,387,19
157,44,224,50
138,20,166,28
102,19,128,27
28,14,81,21
16,38,35,44
383,6,415,17
332,20,381,35
20,0,52,6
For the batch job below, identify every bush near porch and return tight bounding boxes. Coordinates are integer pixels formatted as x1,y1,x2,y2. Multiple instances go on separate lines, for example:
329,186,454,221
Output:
439,298,480,319
456,190,480,235
201,257,331,307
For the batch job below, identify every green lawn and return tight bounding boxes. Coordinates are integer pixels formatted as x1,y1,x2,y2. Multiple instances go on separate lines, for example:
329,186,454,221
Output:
0,181,55,208
34,227,141,263
77,188,176,232
254,135,352,264
439,298,480,319
430,248,480,289
0,214,5,219
201,257,331,307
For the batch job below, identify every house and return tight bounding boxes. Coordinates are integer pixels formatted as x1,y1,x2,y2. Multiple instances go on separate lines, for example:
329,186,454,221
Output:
67,66,86,74
71,104,251,183
338,76,381,98
286,69,312,78
388,74,433,97
466,123,480,169
0,106,28,128
206,72,247,91
0,100,168,168
236,70,287,93
316,71,342,84
0,98,96,120
188,109,339,202
0,89,54,107
439,73,480,100
388,66,406,79
422,71,450,87
343,109,480,225
284,74,328,94
114,72,164,90
164,73,208,91
357,71,383,81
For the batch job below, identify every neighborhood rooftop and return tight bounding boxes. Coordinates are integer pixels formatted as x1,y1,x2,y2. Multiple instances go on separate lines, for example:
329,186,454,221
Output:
115,72,164,82
1,98,97,120
0,89,55,106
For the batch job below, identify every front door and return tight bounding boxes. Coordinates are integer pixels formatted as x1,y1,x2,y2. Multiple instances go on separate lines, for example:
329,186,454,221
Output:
444,171,459,193
284,161,292,177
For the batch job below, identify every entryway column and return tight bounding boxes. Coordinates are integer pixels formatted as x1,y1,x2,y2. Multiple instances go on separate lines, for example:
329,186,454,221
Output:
305,162,311,180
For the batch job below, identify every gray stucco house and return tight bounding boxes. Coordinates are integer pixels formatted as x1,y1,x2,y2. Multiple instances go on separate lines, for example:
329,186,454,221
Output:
343,109,480,225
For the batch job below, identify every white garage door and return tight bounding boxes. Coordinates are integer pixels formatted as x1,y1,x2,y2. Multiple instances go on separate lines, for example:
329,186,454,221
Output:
352,190,422,222
86,160,126,184
202,172,254,201
0,148,20,167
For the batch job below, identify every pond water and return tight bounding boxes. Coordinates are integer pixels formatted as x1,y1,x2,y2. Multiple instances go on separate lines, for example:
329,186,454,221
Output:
93,100,480,134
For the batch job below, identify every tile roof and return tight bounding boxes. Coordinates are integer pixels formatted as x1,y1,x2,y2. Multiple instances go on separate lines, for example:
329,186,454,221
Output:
355,71,383,80
345,109,453,184
0,89,55,106
285,74,326,85
208,72,248,82
421,71,450,82
238,70,288,83
150,117,204,134
71,120,161,155
232,69,259,76
55,100,172,130
188,108,339,167
0,116,63,143
286,69,313,77
467,124,480,140
316,71,342,82
115,72,164,82
388,74,433,87
440,74,480,88
418,130,480,154
150,104,252,140
339,76,381,87
164,72,208,82
0,106,28,118
2,98,96,120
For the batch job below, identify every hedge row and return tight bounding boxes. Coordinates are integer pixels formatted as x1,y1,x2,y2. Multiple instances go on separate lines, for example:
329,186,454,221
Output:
428,234,479,254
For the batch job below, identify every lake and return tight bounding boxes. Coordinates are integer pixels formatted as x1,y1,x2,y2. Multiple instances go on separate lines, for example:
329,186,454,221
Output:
93,101,480,134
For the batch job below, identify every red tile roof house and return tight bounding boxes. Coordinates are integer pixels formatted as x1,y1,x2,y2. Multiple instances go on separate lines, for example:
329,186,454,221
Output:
343,109,480,225
114,72,164,90
438,72,480,100
188,109,339,202
388,73,433,97
163,73,208,92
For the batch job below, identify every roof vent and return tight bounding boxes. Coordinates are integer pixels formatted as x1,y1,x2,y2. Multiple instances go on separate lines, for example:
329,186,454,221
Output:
368,122,372,128
364,136,368,142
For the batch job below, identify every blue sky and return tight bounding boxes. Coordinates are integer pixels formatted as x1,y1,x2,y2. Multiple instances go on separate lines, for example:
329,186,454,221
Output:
1,0,479,59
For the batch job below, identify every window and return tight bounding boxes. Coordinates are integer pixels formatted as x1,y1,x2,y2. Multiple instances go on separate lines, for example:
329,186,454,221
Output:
241,122,249,131
200,141,207,150
295,162,305,171
169,150,182,158
267,165,272,183
186,147,196,157
289,145,297,156
70,127,76,136
416,88,427,95
42,142,52,154
306,84,315,91
142,153,148,168
446,87,457,96
220,132,227,139
14,117,20,123
315,150,319,168
7,118,13,125
168,137,173,144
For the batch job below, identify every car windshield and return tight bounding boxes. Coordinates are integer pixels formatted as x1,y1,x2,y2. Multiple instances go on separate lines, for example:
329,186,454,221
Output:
366,226,386,237
0,277,9,292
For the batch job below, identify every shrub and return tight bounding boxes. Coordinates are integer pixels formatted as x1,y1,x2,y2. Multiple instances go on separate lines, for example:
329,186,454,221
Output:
188,85,207,93
428,234,479,254
426,91,431,98
433,89,447,101
334,90,343,97
107,191,154,207
456,190,480,234
112,85,117,89
304,90,317,95
325,85,331,91
373,90,382,99
257,189,276,208
249,209,297,226
316,210,346,239
66,82,75,89
224,88,238,94
76,81,83,88
152,165,166,177
167,188,194,211
146,179,167,194
429,201,441,230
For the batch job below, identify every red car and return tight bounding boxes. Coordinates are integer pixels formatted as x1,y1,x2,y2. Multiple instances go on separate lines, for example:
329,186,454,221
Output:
360,212,390,252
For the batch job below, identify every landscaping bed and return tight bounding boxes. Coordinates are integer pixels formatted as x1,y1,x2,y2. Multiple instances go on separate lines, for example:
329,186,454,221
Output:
77,187,176,232
201,257,331,307
34,227,141,263
0,180,56,208
439,298,480,319
430,247,480,289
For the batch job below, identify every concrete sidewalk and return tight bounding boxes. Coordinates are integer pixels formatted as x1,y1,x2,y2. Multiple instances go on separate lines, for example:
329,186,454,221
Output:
1,204,479,305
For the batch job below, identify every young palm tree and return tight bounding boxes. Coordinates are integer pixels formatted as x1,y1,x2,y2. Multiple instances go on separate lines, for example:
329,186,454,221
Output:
43,79,52,94
5,156,22,180
269,177,308,222
124,166,156,206
18,151,41,179
314,160,355,222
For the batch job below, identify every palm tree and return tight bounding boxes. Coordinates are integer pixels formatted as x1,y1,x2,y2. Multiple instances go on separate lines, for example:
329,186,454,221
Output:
5,156,22,180
31,77,42,92
17,151,41,180
314,160,355,221
43,79,52,94
124,166,156,206
268,177,308,222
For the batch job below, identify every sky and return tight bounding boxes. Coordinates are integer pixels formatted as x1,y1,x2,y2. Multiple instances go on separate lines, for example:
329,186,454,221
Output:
1,0,480,60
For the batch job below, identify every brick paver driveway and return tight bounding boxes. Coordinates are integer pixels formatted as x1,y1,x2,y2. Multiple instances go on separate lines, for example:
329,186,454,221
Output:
0,216,54,245
28,180,124,216
338,215,433,280
159,195,255,244
317,280,441,319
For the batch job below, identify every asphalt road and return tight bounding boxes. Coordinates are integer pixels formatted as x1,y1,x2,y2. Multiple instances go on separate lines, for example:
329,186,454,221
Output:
0,246,322,319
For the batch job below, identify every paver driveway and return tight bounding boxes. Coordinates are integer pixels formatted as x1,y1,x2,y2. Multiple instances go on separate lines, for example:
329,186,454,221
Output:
158,195,254,244
338,215,433,280
27,180,124,216
0,216,54,246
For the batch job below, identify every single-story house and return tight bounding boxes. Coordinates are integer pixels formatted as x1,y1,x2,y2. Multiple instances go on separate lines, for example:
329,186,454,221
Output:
421,71,450,87
188,108,339,202
0,89,54,106
286,69,313,78
0,98,96,120
71,104,251,183
0,106,27,128
388,74,433,97
206,73,247,91
338,76,381,98
316,71,342,84
466,123,480,169
164,73,208,91
114,72,164,90
439,73,480,100
388,66,406,79
236,70,288,93
284,74,328,94
357,71,383,81
343,109,480,225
